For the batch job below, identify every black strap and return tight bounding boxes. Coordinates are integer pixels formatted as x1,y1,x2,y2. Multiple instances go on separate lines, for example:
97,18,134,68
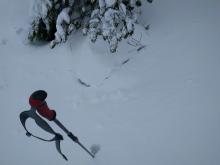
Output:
19,108,68,161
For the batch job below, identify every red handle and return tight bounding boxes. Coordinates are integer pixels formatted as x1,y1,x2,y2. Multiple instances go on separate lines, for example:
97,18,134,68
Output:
29,90,56,121
36,102,56,121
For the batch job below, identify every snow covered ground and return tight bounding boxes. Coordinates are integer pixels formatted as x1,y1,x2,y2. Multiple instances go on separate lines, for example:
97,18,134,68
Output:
0,0,220,165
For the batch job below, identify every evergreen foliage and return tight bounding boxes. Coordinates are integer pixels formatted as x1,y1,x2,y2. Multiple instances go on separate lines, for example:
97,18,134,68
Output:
28,0,152,52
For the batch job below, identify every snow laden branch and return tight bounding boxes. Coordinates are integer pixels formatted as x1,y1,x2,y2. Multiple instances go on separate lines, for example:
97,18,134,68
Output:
28,0,152,52
50,7,72,48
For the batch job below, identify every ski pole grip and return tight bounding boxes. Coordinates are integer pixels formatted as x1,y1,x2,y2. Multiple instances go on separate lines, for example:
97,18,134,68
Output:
29,90,56,121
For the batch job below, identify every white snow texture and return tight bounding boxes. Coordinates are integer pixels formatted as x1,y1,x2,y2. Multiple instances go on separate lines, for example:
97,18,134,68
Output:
0,0,220,165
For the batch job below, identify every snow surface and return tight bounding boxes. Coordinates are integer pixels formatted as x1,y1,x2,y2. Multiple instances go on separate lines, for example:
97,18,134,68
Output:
0,0,220,165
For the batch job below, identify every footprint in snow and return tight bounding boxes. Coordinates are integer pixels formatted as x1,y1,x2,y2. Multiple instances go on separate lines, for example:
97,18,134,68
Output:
0,39,7,45
90,144,101,156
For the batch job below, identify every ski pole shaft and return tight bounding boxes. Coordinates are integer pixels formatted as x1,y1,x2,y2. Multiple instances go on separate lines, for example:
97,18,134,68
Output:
54,119,95,158
54,118,70,134
77,141,95,158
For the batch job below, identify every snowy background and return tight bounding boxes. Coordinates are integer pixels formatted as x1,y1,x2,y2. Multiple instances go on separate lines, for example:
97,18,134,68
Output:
0,0,220,165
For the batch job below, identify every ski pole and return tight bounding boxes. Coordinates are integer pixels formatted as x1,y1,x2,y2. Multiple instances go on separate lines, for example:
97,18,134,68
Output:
54,118,95,158
29,90,95,158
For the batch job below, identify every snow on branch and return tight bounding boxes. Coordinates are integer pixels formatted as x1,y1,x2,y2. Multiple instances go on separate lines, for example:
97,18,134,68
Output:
50,7,71,48
28,0,152,52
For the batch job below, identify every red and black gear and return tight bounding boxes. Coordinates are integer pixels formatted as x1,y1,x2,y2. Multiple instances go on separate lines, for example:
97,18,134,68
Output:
29,90,56,121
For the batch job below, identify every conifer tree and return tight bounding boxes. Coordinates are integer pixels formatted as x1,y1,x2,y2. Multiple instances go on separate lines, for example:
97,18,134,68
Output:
28,0,152,52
